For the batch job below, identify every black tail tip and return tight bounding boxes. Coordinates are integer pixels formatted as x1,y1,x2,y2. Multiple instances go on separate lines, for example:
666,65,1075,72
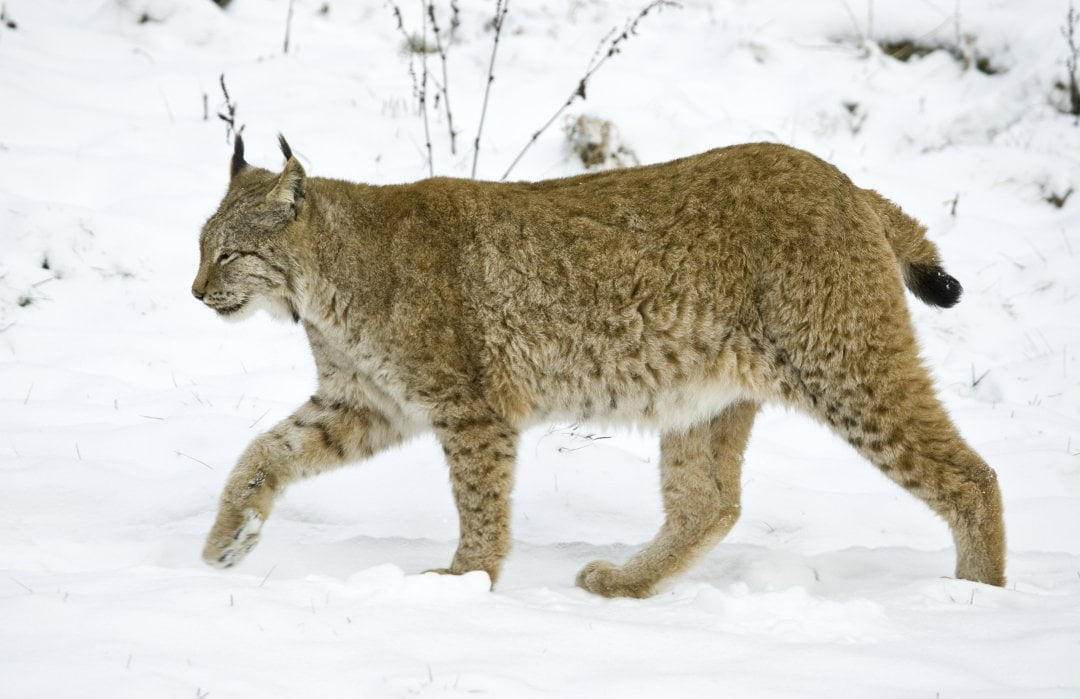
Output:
907,263,963,308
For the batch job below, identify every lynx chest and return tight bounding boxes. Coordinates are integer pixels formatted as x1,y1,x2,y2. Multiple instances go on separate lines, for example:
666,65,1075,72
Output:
302,318,429,433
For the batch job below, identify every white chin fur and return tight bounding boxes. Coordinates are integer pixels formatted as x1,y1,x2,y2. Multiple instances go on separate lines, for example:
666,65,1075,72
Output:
218,299,258,324
217,295,296,324
252,295,297,323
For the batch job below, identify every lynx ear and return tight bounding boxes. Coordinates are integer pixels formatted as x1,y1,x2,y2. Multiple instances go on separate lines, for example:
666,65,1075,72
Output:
267,155,306,213
230,133,248,178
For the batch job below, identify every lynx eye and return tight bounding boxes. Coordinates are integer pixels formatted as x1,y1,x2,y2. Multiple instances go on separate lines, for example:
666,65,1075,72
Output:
217,251,240,265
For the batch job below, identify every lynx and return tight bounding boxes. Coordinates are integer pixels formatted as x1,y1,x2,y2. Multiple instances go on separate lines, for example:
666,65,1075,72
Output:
193,136,1005,597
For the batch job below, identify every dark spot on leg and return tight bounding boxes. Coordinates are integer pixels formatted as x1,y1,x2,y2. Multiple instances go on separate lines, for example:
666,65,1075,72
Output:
885,428,904,448
314,422,345,459
895,452,915,473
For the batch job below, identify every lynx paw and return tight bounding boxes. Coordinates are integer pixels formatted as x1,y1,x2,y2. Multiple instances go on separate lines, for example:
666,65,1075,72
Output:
423,564,499,587
203,508,263,569
576,560,655,599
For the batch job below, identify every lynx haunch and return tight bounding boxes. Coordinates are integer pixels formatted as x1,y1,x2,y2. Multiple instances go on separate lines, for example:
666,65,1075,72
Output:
193,136,1005,597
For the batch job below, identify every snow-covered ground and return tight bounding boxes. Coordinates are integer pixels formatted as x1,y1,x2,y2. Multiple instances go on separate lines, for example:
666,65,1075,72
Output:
2,0,1079,696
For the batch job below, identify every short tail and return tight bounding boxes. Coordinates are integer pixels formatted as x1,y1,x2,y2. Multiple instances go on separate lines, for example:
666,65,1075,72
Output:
864,189,962,308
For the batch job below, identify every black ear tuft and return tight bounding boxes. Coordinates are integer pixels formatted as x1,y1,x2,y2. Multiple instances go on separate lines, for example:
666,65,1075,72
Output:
278,133,293,162
906,263,963,308
230,133,247,178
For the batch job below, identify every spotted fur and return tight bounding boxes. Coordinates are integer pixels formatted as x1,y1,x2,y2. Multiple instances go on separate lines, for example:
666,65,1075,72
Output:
195,136,1005,596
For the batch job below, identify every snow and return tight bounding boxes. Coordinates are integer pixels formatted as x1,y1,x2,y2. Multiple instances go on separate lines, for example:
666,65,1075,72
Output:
2,0,1079,696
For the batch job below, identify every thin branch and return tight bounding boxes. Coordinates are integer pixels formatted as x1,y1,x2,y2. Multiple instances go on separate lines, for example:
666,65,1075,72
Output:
217,73,243,143
283,0,295,54
1064,2,1080,118
390,3,411,44
448,0,460,43
428,1,458,155
500,0,679,181
472,0,509,179
389,3,421,135
419,0,434,176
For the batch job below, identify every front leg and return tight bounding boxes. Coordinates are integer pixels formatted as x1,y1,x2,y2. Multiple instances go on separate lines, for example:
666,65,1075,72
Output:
203,396,402,568
431,406,519,585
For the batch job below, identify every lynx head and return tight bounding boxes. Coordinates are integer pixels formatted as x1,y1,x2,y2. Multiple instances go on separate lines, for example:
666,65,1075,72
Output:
192,134,305,322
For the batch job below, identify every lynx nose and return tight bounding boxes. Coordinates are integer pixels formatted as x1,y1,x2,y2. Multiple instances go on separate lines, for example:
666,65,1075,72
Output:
192,269,209,302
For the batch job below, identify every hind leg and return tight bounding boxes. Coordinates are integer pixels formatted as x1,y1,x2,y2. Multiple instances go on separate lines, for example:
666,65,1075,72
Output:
862,394,1004,585
756,203,1005,585
788,348,1005,586
577,401,759,598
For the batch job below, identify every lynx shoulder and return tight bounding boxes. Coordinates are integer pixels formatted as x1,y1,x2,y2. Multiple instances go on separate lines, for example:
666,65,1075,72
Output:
193,136,1004,596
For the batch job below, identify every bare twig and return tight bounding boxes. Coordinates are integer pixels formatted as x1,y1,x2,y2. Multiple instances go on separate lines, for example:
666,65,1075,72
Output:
448,0,460,43
389,3,411,44
1064,2,1080,119
217,74,244,143
472,0,509,179
428,1,458,155
419,0,434,176
500,0,680,180
390,2,435,175
283,0,296,54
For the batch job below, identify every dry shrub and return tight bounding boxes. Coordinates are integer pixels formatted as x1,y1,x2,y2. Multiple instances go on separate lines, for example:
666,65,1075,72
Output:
563,114,638,170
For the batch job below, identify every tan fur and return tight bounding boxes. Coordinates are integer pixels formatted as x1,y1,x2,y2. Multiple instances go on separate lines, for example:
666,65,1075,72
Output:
193,140,1006,596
